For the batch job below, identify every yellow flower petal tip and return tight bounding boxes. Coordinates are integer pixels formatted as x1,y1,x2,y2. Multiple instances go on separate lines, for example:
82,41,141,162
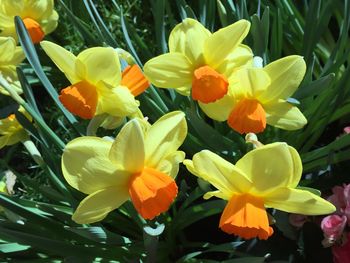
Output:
186,143,335,239
143,18,253,100
61,111,187,223
0,0,58,43
129,167,178,220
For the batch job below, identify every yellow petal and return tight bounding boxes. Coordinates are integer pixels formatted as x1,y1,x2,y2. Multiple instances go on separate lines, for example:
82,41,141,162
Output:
10,47,25,65
0,13,16,40
169,18,210,66
0,37,16,62
40,41,79,84
144,53,193,91
72,186,129,224
264,187,336,215
265,100,307,130
99,115,124,130
216,44,253,77
229,68,271,101
97,86,139,117
0,135,10,149
62,137,130,194
203,190,228,200
41,10,58,34
109,119,145,173
184,150,252,199
235,142,301,195
198,91,234,121
6,130,27,145
0,0,24,16
203,20,250,69
287,146,303,188
145,111,187,168
155,151,185,178
76,47,121,88
24,0,53,20
260,56,306,102
0,66,23,95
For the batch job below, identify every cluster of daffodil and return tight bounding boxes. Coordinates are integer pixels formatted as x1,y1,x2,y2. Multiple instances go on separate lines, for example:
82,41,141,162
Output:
0,7,336,241
0,0,58,148
144,18,307,134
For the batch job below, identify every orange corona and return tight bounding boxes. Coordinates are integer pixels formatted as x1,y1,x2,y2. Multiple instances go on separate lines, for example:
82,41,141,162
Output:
192,65,228,103
227,99,266,134
128,167,178,219
219,194,273,240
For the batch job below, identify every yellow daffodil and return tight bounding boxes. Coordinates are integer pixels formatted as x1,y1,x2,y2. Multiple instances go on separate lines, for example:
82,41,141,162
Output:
199,56,307,134
0,37,25,95
184,142,335,240
0,0,58,43
144,18,252,103
62,111,187,224
40,41,149,120
0,107,31,149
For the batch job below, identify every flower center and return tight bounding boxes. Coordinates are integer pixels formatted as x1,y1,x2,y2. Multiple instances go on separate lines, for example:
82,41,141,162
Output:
192,65,228,103
227,99,266,134
59,80,98,119
219,194,273,240
121,65,150,96
22,18,45,44
128,167,178,220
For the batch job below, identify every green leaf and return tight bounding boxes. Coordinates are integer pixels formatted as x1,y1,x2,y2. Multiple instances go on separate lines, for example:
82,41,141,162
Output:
172,200,225,230
82,0,118,47
0,243,30,253
57,0,101,46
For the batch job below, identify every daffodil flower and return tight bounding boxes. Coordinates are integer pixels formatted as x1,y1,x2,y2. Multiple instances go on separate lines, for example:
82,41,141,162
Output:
0,107,31,149
184,142,335,240
199,56,307,134
0,0,58,43
62,111,187,224
40,41,149,120
144,18,252,103
0,37,25,95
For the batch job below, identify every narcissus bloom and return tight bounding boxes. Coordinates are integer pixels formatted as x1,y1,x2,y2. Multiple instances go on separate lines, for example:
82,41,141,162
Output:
200,56,308,134
0,107,31,149
41,41,149,120
0,0,58,43
0,37,25,95
62,111,187,224
144,18,252,103
184,142,335,240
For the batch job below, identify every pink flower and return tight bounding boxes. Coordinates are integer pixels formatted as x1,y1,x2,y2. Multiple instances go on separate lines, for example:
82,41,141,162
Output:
289,214,308,228
328,186,346,213
343,127,350,134
327,184,350,225
343,184,350,207
332,232,350,263
321,215,347,243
